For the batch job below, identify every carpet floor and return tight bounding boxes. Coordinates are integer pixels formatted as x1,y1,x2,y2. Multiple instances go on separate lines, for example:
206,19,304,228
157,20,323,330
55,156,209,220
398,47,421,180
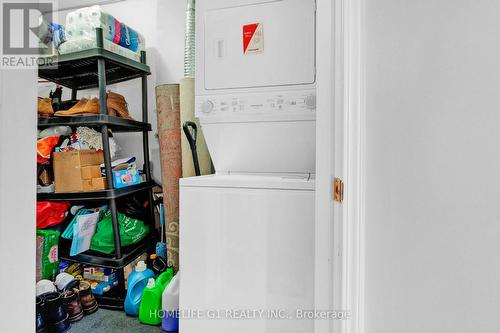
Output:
68,309,163,333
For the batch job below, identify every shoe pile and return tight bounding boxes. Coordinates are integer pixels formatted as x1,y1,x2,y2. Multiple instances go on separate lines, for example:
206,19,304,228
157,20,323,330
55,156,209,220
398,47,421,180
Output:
51,91,133,120
36,273,99,333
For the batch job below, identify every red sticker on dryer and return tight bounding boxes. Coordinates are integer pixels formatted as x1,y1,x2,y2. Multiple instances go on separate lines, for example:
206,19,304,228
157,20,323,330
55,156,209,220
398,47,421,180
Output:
243,23,264,54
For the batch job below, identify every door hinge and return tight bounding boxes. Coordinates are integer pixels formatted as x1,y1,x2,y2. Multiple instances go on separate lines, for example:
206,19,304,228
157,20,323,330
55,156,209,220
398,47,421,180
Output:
333,178,344,203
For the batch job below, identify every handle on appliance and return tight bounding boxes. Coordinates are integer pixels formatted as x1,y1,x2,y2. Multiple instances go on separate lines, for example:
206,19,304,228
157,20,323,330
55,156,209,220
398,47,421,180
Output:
183,121,201,176
217,39,224,58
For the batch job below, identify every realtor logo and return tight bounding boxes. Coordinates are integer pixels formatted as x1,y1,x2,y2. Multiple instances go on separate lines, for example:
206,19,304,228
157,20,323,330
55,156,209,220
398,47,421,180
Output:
1,0,54,68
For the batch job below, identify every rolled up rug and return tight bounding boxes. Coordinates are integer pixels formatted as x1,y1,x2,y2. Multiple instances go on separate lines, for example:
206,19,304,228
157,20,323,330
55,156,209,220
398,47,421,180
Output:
156,84,181,271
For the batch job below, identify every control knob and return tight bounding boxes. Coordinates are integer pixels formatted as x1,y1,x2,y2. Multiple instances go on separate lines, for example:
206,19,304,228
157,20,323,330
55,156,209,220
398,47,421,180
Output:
201,100,214,113
305,94,316,110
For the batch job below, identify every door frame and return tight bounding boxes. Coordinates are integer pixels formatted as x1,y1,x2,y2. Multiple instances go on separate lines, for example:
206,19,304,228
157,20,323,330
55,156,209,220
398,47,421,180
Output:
315,0,365,332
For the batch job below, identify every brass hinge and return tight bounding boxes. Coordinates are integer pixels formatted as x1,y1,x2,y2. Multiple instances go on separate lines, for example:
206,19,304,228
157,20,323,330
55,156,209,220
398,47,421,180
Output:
333,178,344,203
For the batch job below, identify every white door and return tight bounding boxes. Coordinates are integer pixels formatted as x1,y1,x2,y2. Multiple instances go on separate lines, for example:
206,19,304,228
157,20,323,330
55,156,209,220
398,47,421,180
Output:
363,1,500,333
180,177,315,333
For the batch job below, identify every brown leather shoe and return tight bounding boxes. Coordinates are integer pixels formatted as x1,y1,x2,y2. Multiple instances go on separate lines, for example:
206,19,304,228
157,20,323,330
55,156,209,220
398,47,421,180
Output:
54,98,100,116
107,91,133,120
38,98,54,116
53,92,133,119
78,281,98,315
61,289,84,322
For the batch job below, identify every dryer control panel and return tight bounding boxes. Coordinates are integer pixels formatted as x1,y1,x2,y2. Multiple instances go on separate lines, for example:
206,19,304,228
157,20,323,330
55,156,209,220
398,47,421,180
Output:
196,91,316,119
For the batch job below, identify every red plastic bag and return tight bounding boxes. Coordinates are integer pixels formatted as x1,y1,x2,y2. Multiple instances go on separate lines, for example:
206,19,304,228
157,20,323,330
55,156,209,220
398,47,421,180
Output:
37,136,60,164
37,201,71,229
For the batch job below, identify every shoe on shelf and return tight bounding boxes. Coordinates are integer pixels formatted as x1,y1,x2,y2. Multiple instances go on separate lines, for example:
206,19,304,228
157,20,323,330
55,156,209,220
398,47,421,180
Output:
107,91,134,120
53,93,134,119
54,98,99,116
38,98,54,117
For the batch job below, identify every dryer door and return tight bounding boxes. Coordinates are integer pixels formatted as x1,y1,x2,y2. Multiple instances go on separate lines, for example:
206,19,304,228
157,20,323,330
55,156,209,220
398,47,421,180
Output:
204,0,316,90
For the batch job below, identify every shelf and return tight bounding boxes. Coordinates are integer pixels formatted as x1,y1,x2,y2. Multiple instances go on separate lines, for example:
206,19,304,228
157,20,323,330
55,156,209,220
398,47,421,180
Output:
94,287,125,310
59,234,155,269
38,115,151,132
38,48,150,90
37,181,156,201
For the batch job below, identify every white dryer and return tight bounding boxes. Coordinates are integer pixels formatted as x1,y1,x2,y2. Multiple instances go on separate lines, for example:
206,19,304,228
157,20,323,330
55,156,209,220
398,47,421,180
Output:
195,0,317,174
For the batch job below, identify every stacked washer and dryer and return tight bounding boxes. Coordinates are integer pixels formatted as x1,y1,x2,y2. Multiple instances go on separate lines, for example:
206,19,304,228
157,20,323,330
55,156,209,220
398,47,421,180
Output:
180,0,317,332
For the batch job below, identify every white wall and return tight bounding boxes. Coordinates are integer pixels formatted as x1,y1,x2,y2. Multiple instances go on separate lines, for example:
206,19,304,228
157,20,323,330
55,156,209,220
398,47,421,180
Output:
364,1,500,332
0,70,37,333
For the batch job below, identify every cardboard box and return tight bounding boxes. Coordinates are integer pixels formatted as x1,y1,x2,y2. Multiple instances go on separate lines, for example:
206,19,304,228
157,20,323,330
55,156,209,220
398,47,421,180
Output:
53,150,104,193
82,177,107,192
82,179,93,192
81,165,102,180
91,177,108,191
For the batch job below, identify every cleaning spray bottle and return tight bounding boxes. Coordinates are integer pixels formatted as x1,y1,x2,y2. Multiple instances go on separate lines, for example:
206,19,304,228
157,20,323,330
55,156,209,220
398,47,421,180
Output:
162,272,180,332
139,267,175,325
124,260,154,316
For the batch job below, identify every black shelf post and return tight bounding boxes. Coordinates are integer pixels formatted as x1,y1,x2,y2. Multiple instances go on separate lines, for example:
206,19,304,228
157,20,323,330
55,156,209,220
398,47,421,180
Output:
96,28,122,259
140,51,156,230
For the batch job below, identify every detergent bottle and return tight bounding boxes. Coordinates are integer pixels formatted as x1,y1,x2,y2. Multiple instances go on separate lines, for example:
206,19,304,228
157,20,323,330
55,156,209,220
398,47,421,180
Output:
162,272,180,332
139,267,175,325
124,260,154,316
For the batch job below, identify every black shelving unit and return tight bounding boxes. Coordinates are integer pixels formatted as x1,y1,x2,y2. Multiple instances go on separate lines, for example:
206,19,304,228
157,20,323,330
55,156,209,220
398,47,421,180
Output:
58,235,157,269
38,28,156,310
38,114,151,132
37,181,156,201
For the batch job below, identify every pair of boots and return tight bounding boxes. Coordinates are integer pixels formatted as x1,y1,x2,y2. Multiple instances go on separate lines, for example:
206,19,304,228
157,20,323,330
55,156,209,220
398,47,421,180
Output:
77,281,99,315
54,91,133,120
36,282,98,333
36,293,70,333
61,281,98,322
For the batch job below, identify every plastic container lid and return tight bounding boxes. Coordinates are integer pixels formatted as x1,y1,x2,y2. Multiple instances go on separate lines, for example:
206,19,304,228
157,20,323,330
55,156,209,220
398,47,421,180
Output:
147,278,155,288
136,260,147,272
150,253,157,260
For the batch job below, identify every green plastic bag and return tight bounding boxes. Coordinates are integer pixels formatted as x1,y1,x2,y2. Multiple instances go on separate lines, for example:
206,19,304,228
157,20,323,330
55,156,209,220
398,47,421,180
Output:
90,211,149,254
36,230,60,281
